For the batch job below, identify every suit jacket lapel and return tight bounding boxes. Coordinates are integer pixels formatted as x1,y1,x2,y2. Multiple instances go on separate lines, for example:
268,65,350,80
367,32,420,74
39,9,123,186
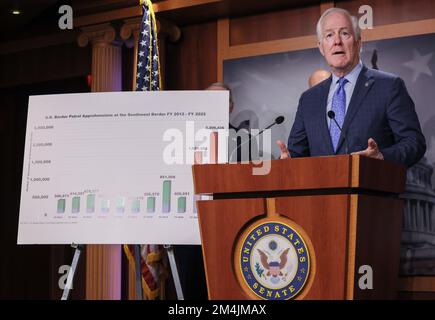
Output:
336,66,375,153
318,77,334,155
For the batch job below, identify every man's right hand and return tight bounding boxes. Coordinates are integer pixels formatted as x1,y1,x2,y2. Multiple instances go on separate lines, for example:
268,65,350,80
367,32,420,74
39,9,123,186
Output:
276,140,291,159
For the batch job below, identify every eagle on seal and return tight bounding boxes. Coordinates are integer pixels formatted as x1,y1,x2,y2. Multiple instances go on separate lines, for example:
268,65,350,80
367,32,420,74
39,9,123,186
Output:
257,248,290,277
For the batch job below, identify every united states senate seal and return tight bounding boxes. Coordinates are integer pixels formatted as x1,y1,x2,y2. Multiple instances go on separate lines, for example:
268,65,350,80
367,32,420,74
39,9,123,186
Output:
236,221,310,300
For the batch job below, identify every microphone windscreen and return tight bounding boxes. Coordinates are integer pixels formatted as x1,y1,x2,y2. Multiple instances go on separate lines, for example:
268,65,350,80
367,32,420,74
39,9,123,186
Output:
275,116,285,124
327,110,335,119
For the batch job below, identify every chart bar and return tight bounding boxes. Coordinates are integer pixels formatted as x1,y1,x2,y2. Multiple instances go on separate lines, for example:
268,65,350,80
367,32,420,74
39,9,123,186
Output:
131,198,140,213
86,194,95,213
72,196,80,213
210,132,218,164
177,197,186,213
57,199,66,214
101,199,110,213
147,197,155,213
193,195,201,214
194,151,203,164
162,180,171,213
116,197,125,213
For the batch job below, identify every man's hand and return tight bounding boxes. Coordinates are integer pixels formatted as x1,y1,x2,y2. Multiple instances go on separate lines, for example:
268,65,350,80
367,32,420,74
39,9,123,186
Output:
276,140,291,159
351,138,384,160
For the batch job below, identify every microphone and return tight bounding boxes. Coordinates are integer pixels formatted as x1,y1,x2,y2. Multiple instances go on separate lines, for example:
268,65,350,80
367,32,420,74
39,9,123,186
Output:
258,116,285,135
327,111,349,154
229,116,285,162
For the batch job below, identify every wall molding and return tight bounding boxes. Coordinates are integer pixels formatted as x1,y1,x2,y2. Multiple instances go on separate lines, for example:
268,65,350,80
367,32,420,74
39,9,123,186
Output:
217,17,435,80
0,31,79,55
399,276,435,292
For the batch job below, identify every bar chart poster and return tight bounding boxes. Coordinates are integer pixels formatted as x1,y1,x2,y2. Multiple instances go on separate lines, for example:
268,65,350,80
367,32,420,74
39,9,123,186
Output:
17,91,229,244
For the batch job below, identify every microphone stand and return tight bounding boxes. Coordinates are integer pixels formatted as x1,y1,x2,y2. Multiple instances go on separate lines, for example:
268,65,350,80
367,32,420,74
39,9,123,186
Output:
229,118,283,162
328,113,349,154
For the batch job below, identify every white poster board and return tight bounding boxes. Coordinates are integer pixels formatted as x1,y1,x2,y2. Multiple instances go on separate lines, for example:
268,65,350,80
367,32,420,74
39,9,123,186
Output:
17,91,229,244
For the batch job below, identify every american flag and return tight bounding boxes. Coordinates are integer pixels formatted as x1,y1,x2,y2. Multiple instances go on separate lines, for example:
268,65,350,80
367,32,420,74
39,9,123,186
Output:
136,0,161,91
123,0,166,300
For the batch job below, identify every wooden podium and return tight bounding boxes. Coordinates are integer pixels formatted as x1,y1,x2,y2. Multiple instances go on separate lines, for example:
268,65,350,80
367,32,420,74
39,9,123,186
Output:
192,155,406,300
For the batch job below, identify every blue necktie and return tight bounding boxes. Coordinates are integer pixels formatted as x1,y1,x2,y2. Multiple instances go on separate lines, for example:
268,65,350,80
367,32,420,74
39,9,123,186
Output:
330,77,348,152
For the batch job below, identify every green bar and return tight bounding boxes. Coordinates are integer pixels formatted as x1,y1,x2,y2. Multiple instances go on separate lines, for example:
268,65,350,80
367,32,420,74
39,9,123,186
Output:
72,196,80,213
147,197,155,213
162,180,171,213
177,197,186,213
86,194,95,213
131,198,140,213
57,199,65,214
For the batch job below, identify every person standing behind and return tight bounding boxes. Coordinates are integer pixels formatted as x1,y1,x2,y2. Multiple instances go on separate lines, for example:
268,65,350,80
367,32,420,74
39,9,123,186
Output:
207,82,256,162
308,69,332,88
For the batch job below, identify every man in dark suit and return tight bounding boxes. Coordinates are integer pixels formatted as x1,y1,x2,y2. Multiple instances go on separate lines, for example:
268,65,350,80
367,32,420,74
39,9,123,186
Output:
277,7,426,167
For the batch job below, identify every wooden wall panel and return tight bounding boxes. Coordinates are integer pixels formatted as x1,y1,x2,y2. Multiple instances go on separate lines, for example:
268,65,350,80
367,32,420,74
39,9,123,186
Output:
0,43,91,88
230,5,320,46
219,0,435,65
337,0,435,26
165,21,217,90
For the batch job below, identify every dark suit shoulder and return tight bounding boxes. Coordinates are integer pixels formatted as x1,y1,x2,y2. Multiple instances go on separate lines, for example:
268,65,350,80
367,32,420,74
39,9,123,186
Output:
364,67,400,82
300,76,331,100
363,67,408,95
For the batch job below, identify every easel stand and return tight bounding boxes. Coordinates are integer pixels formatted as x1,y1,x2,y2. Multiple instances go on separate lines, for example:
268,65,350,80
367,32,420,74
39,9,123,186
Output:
60,244,185,300
164,244,184,300
61,243,84,300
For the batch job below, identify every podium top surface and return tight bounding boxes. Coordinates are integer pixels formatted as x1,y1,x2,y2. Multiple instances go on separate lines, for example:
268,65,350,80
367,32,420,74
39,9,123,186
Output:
192,155,406,195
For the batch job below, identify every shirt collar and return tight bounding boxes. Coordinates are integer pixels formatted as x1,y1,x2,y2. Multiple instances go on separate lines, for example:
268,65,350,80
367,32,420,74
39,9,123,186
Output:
331,60,363,85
